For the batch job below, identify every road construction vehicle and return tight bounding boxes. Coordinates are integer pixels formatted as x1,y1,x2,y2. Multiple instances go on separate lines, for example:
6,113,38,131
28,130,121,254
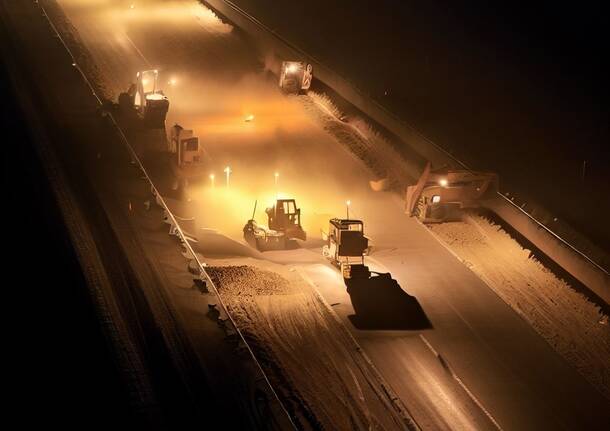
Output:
169,124,207,165
122,69,169,128
169,123,208,179
279,61,313,94
323,218,371,280
243,199,307,251
406,162,498,222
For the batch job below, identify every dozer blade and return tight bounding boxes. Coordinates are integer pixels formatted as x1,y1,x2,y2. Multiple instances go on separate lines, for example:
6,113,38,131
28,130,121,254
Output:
285,226,307,242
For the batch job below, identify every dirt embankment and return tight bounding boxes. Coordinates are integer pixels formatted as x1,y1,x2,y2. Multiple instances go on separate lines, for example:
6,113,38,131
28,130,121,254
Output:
207,264,405,431
299,92,420,192
429,215,610,400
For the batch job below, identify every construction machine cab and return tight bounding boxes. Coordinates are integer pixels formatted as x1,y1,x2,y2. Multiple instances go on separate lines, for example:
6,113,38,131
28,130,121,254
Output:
323,218,370,280
170,123,204,167
279,61,313,94
266,199,306,241
134,69,169,128
327,219,368,257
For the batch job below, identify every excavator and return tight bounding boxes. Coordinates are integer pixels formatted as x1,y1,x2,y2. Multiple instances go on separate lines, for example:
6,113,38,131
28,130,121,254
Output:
243,199,307,251
405,162,498,222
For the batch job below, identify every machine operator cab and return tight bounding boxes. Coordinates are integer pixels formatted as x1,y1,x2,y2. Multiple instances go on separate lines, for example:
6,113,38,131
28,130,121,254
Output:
266,199,307,241
323,218,370,280
279,61,313,94
169,124,205,166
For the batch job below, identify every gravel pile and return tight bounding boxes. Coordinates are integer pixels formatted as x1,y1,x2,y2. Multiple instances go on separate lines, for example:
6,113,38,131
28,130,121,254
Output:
208,265,296,296
207,264,405,430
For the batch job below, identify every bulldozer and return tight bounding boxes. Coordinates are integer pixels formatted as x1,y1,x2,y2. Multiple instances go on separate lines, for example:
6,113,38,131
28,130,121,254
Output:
323,218,371,280
278,61,313,94
243,199,307,251
406,162,498,222
119,69,169,129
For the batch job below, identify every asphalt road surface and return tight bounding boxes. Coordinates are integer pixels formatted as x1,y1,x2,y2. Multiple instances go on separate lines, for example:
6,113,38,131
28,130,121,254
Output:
46,0,610,429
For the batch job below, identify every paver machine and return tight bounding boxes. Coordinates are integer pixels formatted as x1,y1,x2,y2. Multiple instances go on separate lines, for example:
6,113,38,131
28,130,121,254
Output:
130,69,169,128
323,218,371,280
243,199,307,251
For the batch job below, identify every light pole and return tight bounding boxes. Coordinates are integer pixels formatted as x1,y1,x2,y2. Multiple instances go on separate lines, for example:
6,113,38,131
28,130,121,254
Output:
224,166,232,187
346,200,351,219
209,173,215,188
274,172,279,187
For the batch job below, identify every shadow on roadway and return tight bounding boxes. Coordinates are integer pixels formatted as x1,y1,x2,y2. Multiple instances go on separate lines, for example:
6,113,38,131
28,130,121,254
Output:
194,229,261,257
282,238,325,250
346,273,432,330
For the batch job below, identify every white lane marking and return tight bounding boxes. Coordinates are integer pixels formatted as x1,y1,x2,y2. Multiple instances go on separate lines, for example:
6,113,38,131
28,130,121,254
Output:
419,334,504,431
419,333,440,357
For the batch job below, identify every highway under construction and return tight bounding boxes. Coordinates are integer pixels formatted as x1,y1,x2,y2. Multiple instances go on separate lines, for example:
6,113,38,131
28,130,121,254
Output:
1,1,608,430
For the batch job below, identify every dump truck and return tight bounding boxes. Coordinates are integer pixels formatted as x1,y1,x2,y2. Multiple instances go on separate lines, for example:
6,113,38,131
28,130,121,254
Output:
278,61,313,94
406,162,498,222
244,199,307,251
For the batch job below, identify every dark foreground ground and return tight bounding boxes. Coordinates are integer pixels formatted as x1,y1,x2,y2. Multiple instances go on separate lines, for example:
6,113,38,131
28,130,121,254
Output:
230,0,610,251
1,2,286,426
1,59,135,427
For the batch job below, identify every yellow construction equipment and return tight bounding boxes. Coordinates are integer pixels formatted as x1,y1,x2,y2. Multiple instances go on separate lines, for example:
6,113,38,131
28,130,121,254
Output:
244,199,307,251
323,218,371,280
168,123,209,180
169,124,206,166
279,61,313,94
406,162,498,222
132,69,169,128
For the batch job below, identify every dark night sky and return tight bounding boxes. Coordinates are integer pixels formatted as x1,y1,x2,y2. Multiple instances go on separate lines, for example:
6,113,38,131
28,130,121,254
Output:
447,1,607,112
233,0,609,249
